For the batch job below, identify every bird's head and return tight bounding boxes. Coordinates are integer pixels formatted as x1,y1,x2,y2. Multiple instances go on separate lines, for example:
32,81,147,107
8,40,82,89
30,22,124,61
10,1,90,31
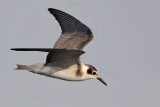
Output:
81,64,107,86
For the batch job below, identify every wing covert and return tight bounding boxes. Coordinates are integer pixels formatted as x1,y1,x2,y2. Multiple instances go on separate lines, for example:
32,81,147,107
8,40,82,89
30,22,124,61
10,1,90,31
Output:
48,8,93,50
11,48,84,68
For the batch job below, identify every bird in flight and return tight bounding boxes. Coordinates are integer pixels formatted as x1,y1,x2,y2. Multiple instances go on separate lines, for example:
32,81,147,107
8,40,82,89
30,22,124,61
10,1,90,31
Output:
11,8,107,86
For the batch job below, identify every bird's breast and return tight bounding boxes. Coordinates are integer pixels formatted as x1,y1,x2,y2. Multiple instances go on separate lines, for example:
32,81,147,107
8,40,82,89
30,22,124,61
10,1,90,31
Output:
51,65,83,81
39,64,89,81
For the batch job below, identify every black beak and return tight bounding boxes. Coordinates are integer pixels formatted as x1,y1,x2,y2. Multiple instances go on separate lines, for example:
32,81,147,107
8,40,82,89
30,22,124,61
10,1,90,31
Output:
97,77,107,86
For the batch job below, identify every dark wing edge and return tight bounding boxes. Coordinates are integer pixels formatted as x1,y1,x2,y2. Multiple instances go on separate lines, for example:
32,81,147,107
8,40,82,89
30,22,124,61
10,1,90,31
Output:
48,8,93,35
48,8,94,50
11,48,85,68
11,48,84,53
11,48,58,52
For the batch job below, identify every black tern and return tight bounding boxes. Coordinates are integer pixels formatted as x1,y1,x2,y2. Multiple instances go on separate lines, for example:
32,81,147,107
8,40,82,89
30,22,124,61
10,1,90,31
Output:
11,8,107,86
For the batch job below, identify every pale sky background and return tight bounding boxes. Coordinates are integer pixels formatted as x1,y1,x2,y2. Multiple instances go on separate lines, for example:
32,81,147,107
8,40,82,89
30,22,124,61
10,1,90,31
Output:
0,0,160,107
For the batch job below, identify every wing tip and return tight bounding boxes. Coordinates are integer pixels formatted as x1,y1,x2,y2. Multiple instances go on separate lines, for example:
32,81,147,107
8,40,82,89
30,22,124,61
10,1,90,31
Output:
48,8,52,12
11,48,16,51
11,48,25,51
48,8,60,13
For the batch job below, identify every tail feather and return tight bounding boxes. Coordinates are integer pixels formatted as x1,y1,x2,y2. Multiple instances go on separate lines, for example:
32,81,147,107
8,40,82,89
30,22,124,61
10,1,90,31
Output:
15,64,29,70
14,63,44,72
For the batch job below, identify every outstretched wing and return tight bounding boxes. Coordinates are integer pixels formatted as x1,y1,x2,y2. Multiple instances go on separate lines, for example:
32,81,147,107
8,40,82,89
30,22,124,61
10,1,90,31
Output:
11,48,84,68
48,8,93,50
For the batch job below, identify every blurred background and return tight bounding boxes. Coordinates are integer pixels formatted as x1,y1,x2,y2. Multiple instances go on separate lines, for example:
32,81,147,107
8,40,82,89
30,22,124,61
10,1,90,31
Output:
0,0,160,107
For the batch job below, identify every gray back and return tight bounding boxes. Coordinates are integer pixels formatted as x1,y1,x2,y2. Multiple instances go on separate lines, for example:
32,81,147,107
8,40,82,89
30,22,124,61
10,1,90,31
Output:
46,49,85,68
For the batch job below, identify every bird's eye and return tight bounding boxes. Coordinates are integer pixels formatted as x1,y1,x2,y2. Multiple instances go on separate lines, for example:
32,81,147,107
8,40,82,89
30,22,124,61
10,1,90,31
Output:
92,71,96,75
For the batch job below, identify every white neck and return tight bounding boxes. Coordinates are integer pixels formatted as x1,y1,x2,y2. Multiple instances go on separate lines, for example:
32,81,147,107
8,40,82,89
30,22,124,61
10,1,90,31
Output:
50,63,94,81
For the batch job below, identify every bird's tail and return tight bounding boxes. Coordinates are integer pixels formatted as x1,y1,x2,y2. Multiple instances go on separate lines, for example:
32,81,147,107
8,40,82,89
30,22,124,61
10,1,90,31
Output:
15,64,30,70
14,63,44,72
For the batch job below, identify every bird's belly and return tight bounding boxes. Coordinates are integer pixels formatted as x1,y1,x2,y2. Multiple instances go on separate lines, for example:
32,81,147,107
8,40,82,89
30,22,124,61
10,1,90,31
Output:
39,66,62,75
51,68,86,81
38,65,85,81
51,72,82,81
